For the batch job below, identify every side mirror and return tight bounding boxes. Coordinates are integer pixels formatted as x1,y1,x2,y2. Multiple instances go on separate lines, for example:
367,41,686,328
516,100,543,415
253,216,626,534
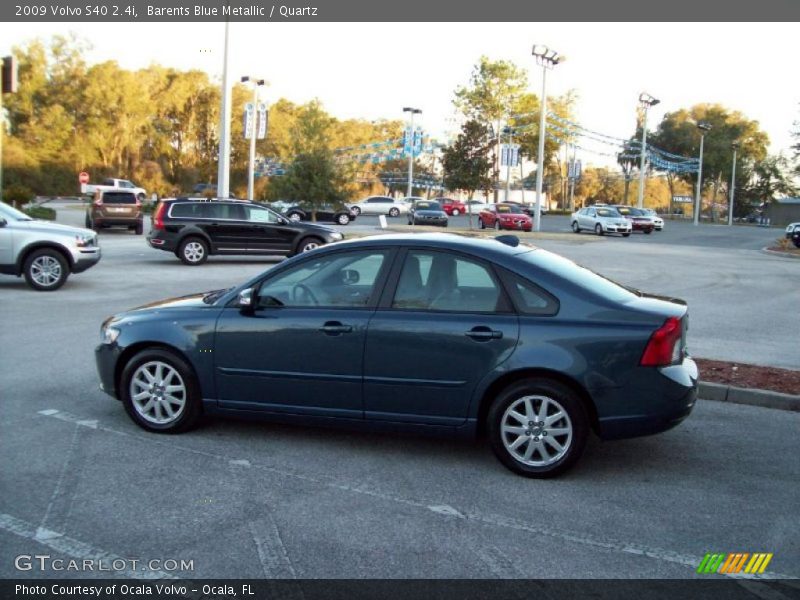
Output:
238,288,254,313
341,269,360,285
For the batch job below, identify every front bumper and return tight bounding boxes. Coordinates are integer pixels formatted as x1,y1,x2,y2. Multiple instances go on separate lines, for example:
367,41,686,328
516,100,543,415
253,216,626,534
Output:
71,247,102,273
95,342,123,399
603,225,632,233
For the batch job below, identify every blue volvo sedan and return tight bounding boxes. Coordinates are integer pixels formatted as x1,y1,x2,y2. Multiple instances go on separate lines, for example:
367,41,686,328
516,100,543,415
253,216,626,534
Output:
95,234,698,477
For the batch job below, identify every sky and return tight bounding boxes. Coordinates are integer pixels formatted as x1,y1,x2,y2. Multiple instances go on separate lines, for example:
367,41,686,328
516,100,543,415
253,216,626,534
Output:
3,22,798,168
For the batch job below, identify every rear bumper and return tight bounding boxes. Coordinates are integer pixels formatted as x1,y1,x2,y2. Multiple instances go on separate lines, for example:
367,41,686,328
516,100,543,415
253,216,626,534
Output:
596,357,698,440
94,218,142,227
147,233,176,252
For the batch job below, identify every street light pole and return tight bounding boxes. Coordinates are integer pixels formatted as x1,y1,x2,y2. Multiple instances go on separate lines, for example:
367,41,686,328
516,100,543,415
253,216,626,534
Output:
503,125,513,203
241,76,266,201
728,141,739,226
636,92,660,209
693,122,712,226
532,45,564,232
403,107,421,198
217,20,232,199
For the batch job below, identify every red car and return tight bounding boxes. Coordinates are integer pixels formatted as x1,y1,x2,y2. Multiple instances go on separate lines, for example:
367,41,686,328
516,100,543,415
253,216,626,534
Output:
436,197,467,216
479,203,533,231
613,205,655,234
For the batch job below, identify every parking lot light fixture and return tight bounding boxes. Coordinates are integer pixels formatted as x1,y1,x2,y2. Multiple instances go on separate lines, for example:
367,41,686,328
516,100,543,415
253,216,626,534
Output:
403,107,422,198
241,76,266,201
636,92,660,209
728,141,739,226
532,44,564,232
694,122,712,226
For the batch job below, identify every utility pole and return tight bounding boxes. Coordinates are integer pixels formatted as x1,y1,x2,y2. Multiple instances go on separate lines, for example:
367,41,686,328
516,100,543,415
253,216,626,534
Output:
403,107,421,198
217,21,232,198
637,92,660,209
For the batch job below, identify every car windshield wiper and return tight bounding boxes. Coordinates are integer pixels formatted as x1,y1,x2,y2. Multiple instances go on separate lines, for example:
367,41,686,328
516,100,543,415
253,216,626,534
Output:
202,287,232,304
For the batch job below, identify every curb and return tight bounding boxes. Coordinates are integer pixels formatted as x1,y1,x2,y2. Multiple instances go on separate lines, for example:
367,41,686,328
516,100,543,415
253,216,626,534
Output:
760,247,800,259
699,381,800,412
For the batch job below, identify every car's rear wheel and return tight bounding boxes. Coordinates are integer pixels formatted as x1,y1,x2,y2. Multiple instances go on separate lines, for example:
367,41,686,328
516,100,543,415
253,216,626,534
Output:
84,215,92,229
351,206,361,216
337,213,350,225
488,379,589,478
23,249,69,291
572,221,580,233
389,207,400,217
121,348,202,433
297,236,324,254
178,237,208,266
479,218,486,229
495,220,502,231
452,209,460,216
595,224,604,236
134,222,143,235
793,238,800,249
287,212,303,222
137,193,145,202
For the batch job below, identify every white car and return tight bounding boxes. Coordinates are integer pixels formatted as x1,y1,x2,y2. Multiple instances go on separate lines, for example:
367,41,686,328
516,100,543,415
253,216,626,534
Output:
571,206,632,236
464,200,493,214
348,195,409,217
641,208,664,230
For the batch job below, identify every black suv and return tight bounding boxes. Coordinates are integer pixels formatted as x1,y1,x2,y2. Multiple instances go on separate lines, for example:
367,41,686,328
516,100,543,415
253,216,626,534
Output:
147,198,344,265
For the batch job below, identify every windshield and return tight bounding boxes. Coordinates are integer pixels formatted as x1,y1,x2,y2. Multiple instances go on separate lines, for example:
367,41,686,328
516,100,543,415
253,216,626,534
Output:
415,201,441,210
497,204,525,214
596,208,622,218
0,201,33,221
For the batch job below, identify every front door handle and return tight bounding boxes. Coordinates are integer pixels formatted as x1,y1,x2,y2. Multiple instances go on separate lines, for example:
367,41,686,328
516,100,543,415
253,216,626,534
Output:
319,321,353,335
465,327,503,341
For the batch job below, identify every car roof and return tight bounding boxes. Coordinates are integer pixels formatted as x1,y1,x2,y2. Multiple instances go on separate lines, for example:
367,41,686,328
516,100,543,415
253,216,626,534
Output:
163,197,253,204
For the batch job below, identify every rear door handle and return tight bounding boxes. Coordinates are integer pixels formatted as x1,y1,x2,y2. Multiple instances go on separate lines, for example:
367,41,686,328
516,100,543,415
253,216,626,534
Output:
465,327,503,341
319,321,353,335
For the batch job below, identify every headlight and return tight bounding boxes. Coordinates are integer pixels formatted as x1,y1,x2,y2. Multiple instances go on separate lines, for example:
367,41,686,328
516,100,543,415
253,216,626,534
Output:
102,327,120,344
330,232,344,241
75,234,95,247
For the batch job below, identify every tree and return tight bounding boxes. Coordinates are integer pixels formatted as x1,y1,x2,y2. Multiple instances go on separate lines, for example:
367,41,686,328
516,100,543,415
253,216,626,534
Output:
442,120,492,227
269,150,349,220
454,57,528,201
746,155,798,206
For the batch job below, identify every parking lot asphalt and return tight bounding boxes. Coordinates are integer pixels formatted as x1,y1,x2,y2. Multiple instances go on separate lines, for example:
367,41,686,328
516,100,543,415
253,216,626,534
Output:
1,202,798,580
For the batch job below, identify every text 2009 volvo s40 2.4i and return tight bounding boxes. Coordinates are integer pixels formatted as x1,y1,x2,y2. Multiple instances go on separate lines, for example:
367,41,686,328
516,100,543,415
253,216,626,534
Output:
95,234,697,477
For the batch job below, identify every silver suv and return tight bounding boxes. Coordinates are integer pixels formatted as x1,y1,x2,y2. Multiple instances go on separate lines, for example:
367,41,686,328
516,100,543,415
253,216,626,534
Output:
0,201,102,291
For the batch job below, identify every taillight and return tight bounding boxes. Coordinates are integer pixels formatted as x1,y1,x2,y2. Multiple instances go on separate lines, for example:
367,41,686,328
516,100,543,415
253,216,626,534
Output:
152,202,166,230
640,317,683,367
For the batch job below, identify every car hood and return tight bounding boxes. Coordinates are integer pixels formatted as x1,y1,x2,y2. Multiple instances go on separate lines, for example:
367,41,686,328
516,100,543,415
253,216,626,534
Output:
16,219,94,237
295,221,338,234
122,291,219,315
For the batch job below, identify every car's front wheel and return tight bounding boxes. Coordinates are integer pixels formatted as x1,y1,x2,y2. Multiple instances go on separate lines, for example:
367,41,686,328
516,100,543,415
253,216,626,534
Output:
23,248,69,291
488,379,589,478
121,348,202,433
287,212,303,223
297,236,324,254
337,213,350,225
479,218,486,229
622,232,631,237
389,207,400,217
572,221,580,233
178,237,208,266
595,224,604,236
495,220,502,231
452,209,460,216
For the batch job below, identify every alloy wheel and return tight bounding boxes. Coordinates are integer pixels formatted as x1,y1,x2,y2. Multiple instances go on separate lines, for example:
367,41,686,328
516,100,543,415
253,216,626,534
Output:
500,395,573,467
30,255,63,288
129,361,187,425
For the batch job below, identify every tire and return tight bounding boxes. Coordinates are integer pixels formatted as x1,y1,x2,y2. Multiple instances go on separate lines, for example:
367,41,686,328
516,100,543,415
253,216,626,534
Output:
595,224,604,236
297,236,324,254
287,212,303,223
23,248,70,291
793,238,800,249
84,214,92,229
645,228,652,235
351,206,361,216
479,218,486,230
622,233,631,237
452,209,460,216
389,207,400,217
571,221,580,234
495,220,502,231
336,213,350,225
137,193,146,202
488,379,589,478
120,348,202,433
178,237,208,266
135,222,143,235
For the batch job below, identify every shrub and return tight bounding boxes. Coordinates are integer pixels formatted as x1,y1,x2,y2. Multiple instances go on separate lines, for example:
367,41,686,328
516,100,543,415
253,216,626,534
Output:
24,205,57,220
3,184,35,208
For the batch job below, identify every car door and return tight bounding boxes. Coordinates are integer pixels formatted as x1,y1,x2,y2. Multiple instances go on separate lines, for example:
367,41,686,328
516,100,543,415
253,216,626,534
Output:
241,204,297,254
363,249,520,426
580,207,595,229
0,216,14,266
200,203,253,252
213,248,396,416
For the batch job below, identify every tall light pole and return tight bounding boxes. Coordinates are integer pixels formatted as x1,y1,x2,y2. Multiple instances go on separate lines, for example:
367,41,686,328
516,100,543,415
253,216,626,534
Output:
728,141,739,226
217,20,232,199
503,125,513,203
636,92,660,209
241,76,266,201
532,44,564,232
403,107,421,198
693,122,712,226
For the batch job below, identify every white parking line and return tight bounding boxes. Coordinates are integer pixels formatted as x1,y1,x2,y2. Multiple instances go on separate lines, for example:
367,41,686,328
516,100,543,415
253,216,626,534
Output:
35,409,798,580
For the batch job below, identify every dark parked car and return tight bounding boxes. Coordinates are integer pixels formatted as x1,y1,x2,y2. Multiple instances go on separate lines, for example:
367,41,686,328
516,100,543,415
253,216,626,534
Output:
786,222,800,248
147,197,344,265
284,204,357,226
407,200,448,227
96,233,698,478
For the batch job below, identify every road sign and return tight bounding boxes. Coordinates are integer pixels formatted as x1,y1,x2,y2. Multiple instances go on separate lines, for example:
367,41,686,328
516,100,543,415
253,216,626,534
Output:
672,195,693,204
78,171,90,184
